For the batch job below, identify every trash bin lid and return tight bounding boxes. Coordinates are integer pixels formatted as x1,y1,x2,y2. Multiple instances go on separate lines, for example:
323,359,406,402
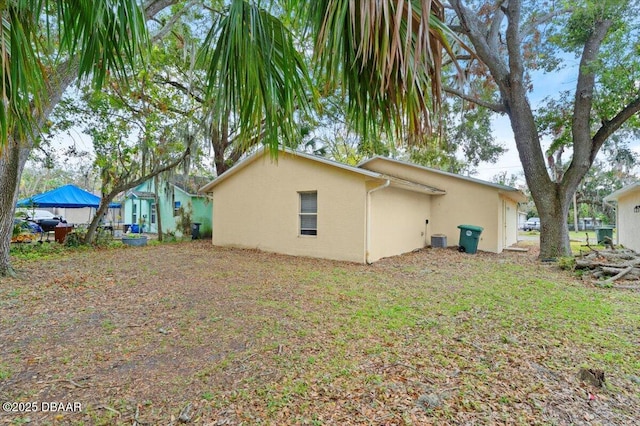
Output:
595,225,615,229
457,224,484,232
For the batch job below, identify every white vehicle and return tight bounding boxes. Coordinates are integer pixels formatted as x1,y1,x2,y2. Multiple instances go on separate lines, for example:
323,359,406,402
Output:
16,209,61,222
523,217,540,231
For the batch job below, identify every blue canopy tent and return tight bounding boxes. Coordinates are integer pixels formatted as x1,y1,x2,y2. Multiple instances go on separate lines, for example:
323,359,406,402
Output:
17,184,120,209
17,185,121,230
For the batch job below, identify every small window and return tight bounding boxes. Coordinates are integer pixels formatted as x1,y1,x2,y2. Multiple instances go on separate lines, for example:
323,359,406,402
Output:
150,202,157,224
174,201,181,216
299,191,317,236
132,203,137,224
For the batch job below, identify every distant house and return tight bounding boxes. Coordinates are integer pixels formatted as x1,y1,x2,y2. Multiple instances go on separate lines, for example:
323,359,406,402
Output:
604,183,639,251
199,148,526,263
517,211,528,230
576,217,602,231
123,175,212,236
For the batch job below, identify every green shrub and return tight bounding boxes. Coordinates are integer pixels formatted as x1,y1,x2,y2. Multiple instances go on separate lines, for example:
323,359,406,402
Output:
64,231,85,247
557,256,576,271
199,226,212,239
176,206,193,237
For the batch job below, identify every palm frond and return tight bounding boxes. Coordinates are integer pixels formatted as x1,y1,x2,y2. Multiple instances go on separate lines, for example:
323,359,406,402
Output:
56,0,148,87
199,0,316,156
0,2,45,148
310,0,465,144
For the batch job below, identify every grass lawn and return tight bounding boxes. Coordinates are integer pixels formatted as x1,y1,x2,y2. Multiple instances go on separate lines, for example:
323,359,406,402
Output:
1,241,639,425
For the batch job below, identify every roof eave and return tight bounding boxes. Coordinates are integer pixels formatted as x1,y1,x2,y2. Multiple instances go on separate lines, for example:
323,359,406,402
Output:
199,147,398,193
385,175,446,195
498,189,528,203
604,182,640,202
359,156,523,193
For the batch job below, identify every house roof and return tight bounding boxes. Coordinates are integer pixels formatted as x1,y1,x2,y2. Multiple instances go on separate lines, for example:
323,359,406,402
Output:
169,175,211,196
127,175,211,199
358,156,528,202
199,148,446,195
128,191,156,200
604,182,640,202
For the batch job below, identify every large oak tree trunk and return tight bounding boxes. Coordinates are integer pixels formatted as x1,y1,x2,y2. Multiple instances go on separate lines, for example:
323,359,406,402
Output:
502,65,575,258
506,104,575,258
538,190,572,260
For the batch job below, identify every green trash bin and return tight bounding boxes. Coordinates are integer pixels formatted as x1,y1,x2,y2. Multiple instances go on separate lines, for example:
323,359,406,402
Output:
457,224,484,254
595,225,614,244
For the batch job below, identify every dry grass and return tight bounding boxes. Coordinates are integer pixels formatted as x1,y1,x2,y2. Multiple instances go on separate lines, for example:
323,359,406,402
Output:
1,241,639,425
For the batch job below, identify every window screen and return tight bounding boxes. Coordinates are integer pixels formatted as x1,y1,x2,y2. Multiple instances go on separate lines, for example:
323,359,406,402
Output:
299,192,317,236
150,202,157,224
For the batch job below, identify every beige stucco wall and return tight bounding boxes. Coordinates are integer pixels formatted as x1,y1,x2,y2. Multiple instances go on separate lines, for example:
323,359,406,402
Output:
368,186,432,262
361,159,513,253
211,152,369,263
616,189,640,252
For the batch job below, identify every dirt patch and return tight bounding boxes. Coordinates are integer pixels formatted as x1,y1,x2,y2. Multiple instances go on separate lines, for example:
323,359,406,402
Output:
1,242,638,425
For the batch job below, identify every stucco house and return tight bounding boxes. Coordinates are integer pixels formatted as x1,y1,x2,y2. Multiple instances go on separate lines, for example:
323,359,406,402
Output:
604,182,639,252
199,148,526,263
124,175,212,237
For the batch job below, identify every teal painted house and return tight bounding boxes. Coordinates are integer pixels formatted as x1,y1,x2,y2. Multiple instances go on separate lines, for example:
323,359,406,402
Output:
123,175,212,237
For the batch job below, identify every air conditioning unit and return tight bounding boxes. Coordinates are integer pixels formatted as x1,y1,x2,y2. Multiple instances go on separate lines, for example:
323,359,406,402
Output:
431,234,447,248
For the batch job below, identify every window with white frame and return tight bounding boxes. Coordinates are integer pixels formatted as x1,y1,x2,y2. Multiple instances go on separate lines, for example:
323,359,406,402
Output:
150,202,157,224
299,191,317,236
132,203,137,224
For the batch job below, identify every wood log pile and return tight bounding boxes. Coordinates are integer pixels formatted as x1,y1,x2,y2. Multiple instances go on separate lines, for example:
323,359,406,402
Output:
575,247,640,288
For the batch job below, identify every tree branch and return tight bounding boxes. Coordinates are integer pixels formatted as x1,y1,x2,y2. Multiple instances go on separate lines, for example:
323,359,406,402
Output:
504,1,524,83
150,0,199,43
443,86,506,112
449,0,510,87
521,7,573,37
487,1,506,50
143,0,179,19
571,19,613,163
155,77,205,104
591,95,640,159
